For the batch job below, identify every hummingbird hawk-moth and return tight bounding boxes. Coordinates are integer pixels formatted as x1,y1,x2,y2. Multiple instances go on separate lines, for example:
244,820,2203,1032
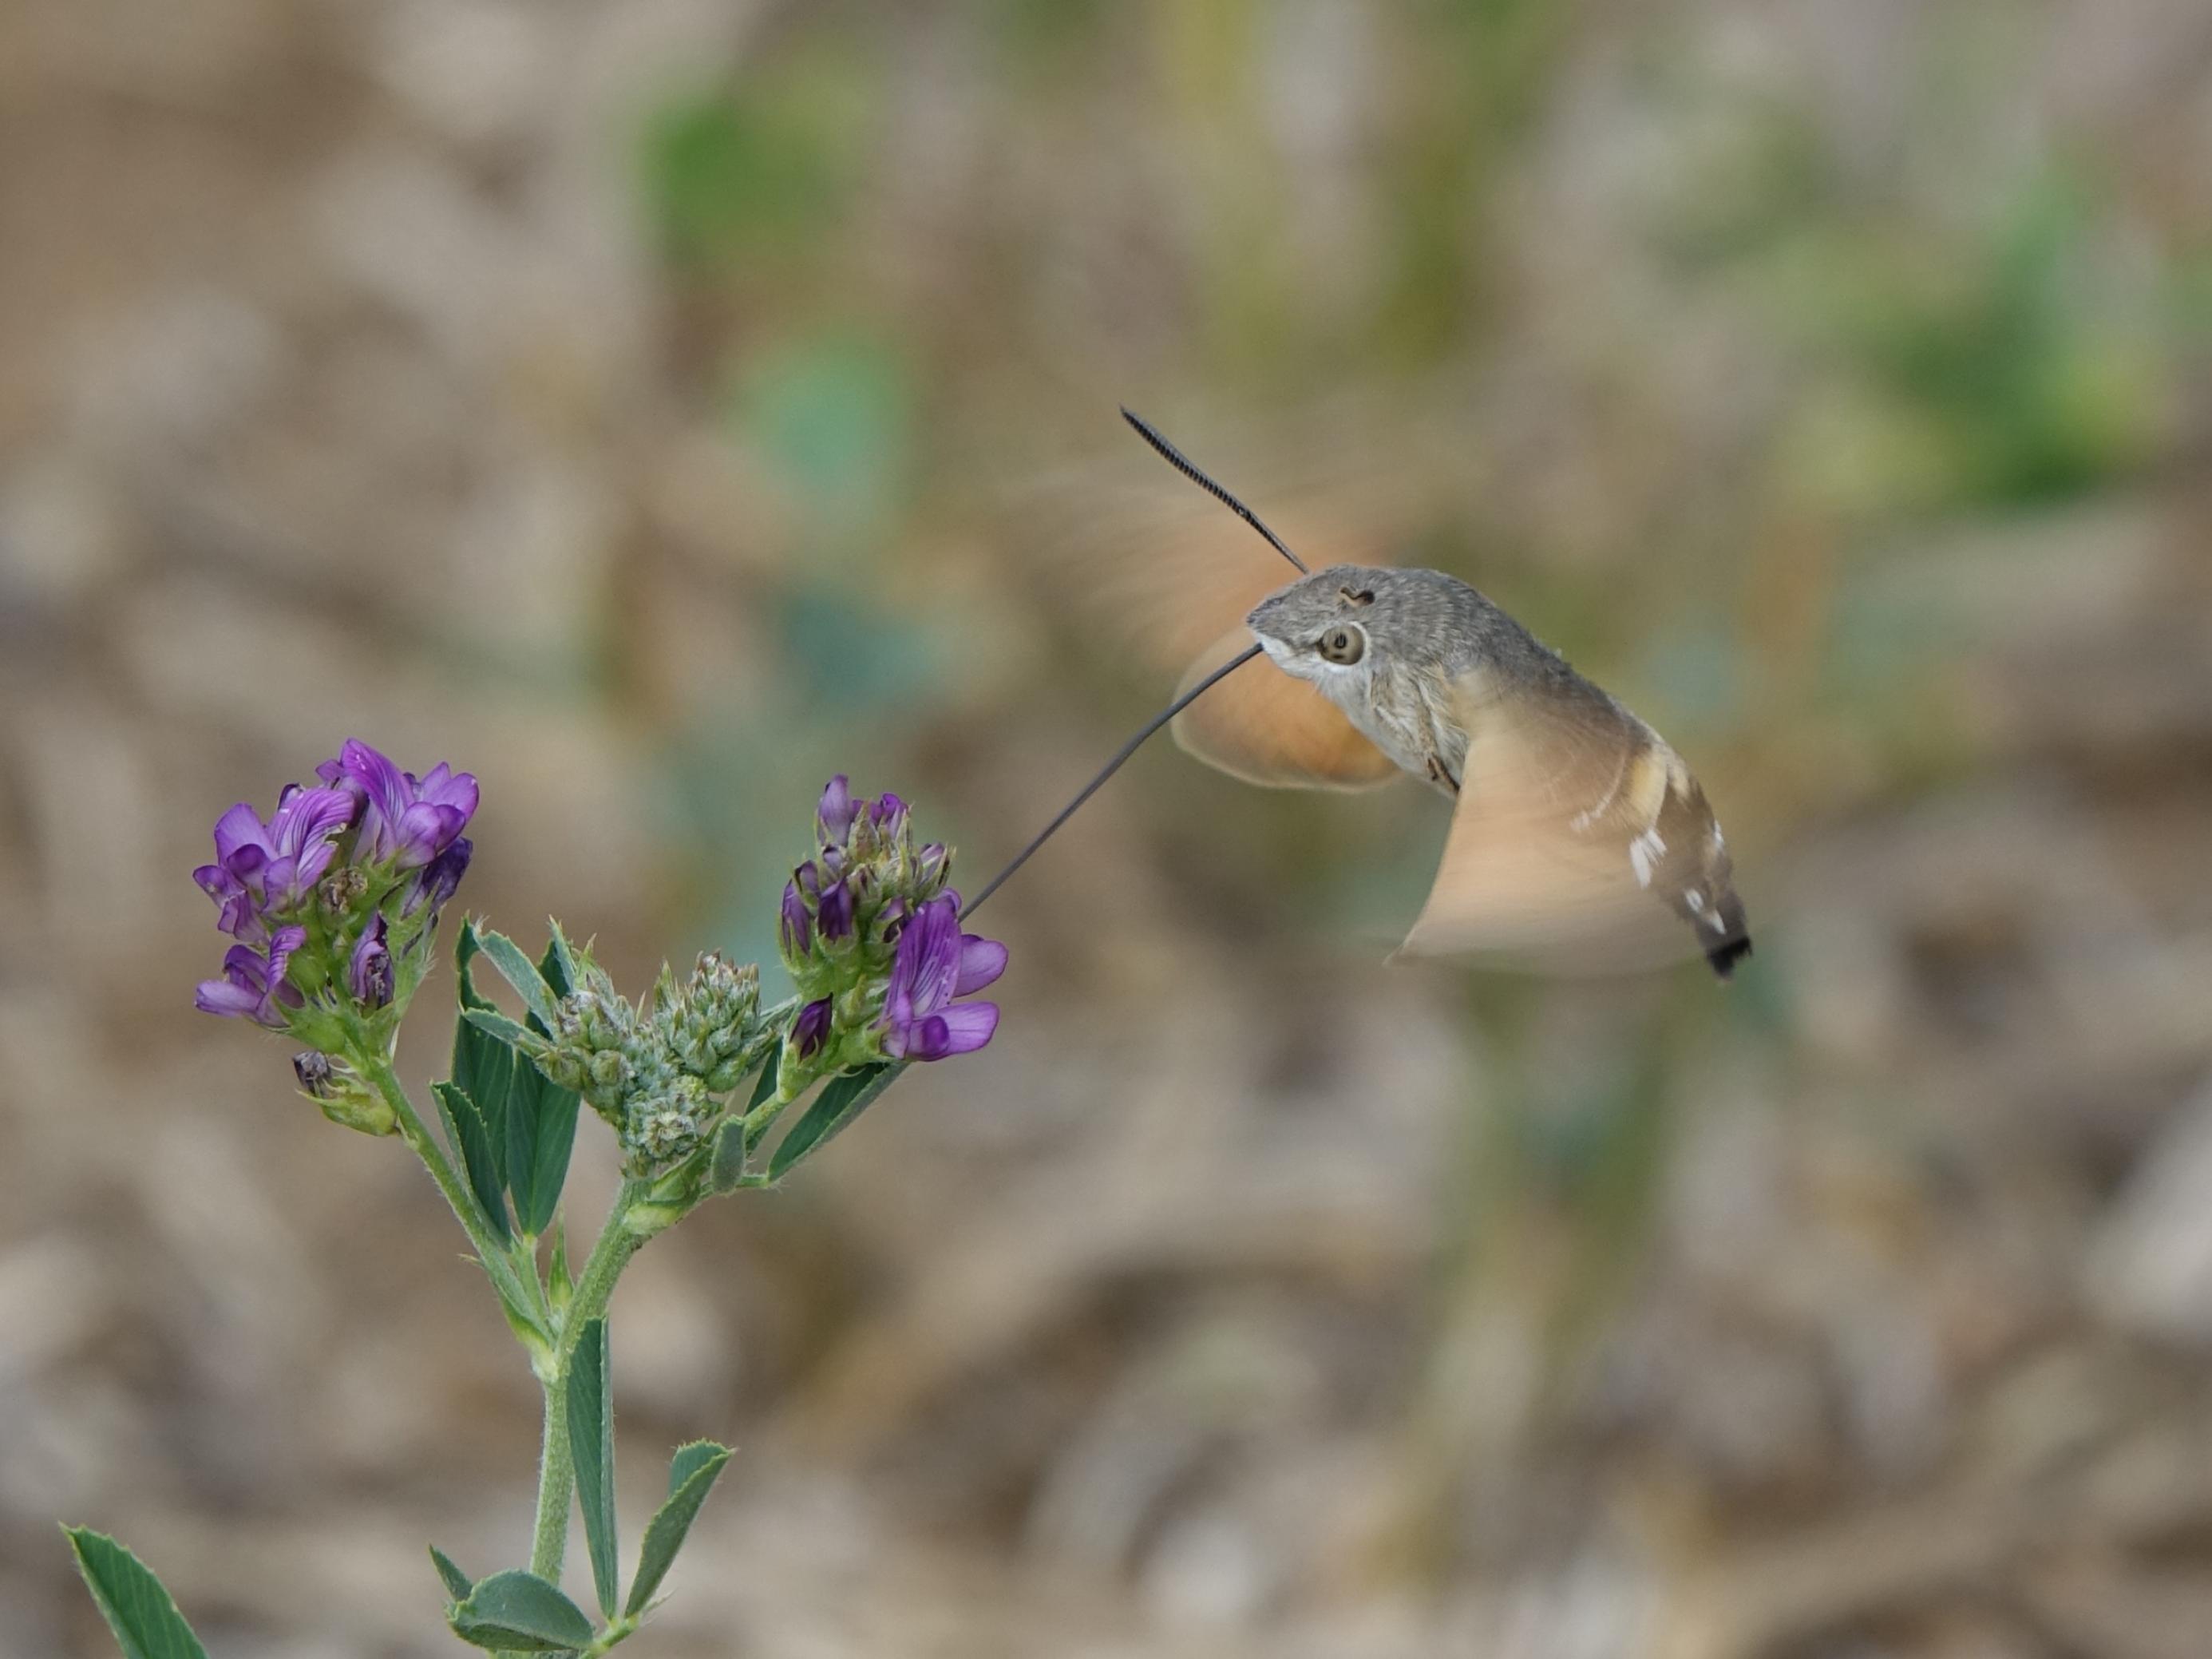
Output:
973,413,1751,980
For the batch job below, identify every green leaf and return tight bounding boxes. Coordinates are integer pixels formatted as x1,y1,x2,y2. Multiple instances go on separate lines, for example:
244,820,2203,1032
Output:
428,1544,473,1602
507,946,581,1237
667,1440,727,1494
768,1063,900,1179
64,1527,209,1659
568,1317,619,1620
625,1441,734,1618
520,1109,578,1230
746,1050,781,1107
449,926,515,1235
453,934,579,1241
453,919,490,1008
446,1570,595,1652
475,928,560,1030
434,1083,510,1244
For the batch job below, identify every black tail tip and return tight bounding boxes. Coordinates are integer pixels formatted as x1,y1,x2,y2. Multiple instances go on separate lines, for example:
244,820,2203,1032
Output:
1706,936,1754,980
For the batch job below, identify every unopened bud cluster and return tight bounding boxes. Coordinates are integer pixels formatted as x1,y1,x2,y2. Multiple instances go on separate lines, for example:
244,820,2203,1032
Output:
528,949,770,1174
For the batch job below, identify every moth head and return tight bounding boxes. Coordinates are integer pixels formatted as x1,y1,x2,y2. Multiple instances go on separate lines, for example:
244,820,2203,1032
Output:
1244,564,1392,683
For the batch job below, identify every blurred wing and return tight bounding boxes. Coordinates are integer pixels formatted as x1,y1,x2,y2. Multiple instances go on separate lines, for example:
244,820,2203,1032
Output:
1398,668,1751,975
1170,626,1402,791
1022,447,1396,678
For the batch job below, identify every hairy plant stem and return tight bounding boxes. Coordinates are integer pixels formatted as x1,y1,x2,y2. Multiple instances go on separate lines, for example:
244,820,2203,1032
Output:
526,1178,651,1582
359,1028,690,1617
358,1051,548,1344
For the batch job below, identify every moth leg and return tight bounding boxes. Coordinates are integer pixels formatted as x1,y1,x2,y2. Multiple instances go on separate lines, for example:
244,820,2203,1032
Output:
1425,754,1462,796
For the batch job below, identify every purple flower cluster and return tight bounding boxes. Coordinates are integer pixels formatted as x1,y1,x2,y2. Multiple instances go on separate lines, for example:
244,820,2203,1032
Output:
193,739,477,1031
778,776,1003,1079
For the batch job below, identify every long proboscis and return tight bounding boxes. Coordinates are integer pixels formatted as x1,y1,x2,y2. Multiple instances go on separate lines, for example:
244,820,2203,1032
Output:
961,644,1264,921
1119,408,1310,574
962,414,1300,919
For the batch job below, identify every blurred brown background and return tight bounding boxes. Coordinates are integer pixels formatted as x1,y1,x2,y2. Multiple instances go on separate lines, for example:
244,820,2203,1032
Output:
6,2,2212,1655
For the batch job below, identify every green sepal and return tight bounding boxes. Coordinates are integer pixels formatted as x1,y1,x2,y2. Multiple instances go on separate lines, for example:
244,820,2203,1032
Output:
624,1441,734,1618
768,1062,900,1180
542,920,583,1000
500,1296,552,1361
461,1005,533,1051
568,1317,619,1620
64,1527,209,1659
428,1545,473,1602
445,1570,595,1652
473,927,561,1030
433,1082,510,1245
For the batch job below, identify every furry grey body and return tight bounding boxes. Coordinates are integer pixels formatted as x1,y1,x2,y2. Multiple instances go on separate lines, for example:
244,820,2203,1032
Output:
1247,564,1602,792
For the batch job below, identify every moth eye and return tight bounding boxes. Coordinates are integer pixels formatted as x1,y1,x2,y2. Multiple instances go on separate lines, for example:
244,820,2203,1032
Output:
1318,625,1365,665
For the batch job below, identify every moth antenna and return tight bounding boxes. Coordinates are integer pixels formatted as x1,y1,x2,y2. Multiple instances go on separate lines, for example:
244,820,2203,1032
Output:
1120,407,1311,575
963,643,1266,921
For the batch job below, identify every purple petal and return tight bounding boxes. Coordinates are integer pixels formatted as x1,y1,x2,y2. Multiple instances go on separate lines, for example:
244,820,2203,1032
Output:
291,837,341,897
194,863,243,916
908,1002,998,1060
414,762,479,822
195,975,267,1019
780,882,813,955
816,877,855,942
260,853,300,907
817,776,857,845
404,836,471,917
196,932,303,1028
269,785,358,857
212,802,272,863
900,897,963,1016
337,739,413,857
196,864,263,940
339,739,410,822
219,943,273,996
793,998,833,1059
348,913,393,1008
266,925,307,980
952,935,1007,996
873,793,907,833
391,801,465,869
